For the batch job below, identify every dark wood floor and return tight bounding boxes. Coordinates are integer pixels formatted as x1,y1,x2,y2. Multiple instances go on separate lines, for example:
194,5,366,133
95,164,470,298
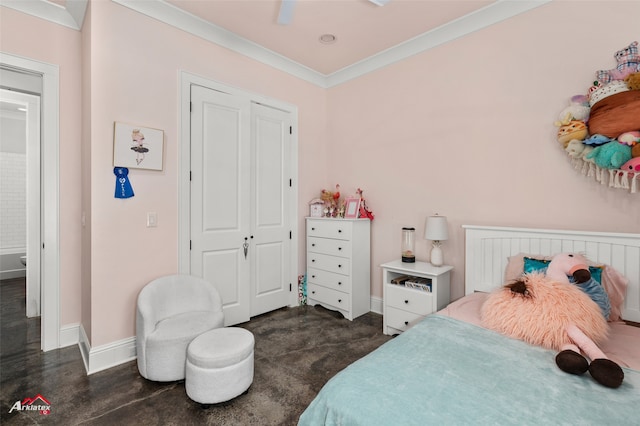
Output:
0,278,390,425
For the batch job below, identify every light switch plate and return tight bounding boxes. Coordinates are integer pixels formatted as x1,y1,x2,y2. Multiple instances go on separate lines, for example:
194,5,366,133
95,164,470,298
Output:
147,212,157,227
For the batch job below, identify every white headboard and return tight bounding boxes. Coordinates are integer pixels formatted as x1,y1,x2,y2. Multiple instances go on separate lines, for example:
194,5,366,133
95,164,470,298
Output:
463,225,640,322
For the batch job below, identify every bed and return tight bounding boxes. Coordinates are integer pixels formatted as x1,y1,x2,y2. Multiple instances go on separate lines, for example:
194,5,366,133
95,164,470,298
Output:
298,226,640,425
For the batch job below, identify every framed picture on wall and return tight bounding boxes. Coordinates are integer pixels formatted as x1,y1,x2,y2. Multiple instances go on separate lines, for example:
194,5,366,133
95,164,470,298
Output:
344,197,361,219
113,122,164,171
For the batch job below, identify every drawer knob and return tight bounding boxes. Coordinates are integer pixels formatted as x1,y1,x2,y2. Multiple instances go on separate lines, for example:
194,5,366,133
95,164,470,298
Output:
312,259,315,262
312,291,316,294
338,299,342,303
312,275,316,278
404,300,409,304
338,229,342,233
312,243,316,247
311,227,316,231
338,264,342,268
404,321,409,326
338,247,342,251
338,282,342,285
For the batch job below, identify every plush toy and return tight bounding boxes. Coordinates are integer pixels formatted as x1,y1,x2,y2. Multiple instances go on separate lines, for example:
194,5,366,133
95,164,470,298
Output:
554,95,590,127
582,134,612,146
586,141,632,169
557,120,588,148
625,72,640,90
596,41,640,84
481,253,624,388
620,157,640,173
617,131,640,146
565,140,588,158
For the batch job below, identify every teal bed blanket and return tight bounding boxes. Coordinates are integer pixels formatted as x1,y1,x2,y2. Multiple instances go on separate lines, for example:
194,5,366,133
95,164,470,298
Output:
298,315,639,426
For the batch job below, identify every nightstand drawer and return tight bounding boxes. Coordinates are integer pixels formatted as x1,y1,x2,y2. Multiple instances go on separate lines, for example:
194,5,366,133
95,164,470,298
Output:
386,284,433,316
385,306,425,332
308,253,351,275
307,237,352,257
307,220,352,241
307,267,352,292
308,283,350,310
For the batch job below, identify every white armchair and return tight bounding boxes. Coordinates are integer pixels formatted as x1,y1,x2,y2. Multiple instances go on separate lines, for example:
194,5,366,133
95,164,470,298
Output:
136,274,224,381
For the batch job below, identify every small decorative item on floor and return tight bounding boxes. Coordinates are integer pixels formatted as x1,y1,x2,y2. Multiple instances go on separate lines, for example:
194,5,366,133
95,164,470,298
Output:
113,167,134,199
401,227,416,263
298,274,307,305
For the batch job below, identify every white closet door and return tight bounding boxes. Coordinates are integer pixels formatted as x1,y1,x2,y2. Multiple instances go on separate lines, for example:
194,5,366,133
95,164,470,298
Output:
250,103,292,317
190,85,251,325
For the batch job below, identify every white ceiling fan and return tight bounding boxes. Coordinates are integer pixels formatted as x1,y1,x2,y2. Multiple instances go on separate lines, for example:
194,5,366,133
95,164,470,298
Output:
277,0,391,25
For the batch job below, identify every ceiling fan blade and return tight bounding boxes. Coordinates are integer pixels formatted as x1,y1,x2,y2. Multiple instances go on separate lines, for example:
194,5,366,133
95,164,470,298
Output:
368,0,391,5
277,0,296,25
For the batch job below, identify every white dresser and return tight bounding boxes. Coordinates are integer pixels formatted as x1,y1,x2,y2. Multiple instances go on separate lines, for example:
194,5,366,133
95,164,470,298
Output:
306,217,371,320
381,260,452,335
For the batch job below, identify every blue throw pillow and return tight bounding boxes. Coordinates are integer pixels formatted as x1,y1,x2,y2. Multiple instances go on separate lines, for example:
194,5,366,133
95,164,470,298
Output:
523,256,603,285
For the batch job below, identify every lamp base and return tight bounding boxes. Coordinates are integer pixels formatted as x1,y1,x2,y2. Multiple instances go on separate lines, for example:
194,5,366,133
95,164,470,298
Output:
430,244,444,267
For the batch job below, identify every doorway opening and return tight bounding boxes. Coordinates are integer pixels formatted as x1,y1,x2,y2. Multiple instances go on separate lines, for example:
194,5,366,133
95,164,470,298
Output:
1,53,61,351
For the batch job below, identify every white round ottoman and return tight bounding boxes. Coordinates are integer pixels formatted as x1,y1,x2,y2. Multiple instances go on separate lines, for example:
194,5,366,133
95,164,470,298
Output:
185,327,255,405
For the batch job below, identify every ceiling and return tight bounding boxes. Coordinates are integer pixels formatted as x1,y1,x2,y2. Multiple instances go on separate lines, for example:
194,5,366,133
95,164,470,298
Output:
3,0,550,87
164,0,494,75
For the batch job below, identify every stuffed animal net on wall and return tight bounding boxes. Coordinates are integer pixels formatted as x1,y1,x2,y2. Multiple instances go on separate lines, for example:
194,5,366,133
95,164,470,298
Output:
555,41,640,193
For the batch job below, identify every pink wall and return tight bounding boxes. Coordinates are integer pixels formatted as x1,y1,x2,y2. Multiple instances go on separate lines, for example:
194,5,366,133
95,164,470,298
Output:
326,0,640,301
0,7,83,326
86,1,327,346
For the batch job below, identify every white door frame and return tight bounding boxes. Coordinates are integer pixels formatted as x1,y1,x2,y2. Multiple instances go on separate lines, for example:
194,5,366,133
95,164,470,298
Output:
1,52,60,351
178,71,299,308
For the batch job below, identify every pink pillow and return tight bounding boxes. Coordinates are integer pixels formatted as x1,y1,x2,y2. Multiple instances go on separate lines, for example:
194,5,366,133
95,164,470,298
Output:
503,253,627,321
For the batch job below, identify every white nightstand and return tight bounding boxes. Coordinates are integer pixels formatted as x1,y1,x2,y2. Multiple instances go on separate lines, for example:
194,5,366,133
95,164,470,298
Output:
381,260,452,335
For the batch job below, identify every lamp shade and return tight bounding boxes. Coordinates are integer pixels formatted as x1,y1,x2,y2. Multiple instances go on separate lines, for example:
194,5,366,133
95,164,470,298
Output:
424,215,449,241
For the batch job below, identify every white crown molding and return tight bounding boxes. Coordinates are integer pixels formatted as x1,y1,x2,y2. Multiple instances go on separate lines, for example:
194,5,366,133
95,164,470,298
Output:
113,0,550,89
326,0,552,87
1,0,87,31
112,0,327,88
6,0,551,87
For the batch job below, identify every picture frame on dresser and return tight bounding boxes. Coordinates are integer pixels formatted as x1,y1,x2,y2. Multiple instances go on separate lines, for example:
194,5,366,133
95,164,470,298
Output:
344,197,360,218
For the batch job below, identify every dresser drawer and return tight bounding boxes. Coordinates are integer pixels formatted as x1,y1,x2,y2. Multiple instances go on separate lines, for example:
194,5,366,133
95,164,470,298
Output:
308,283,350,311
307,220,352,241
307,267,352,292
385,306,425,332
308,253,351,275
307,237,352,257
385,284,433,316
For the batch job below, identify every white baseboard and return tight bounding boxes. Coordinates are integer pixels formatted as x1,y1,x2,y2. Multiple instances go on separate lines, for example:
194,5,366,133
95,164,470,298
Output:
59,323,79,348
78,324,137,375
370,296,383,315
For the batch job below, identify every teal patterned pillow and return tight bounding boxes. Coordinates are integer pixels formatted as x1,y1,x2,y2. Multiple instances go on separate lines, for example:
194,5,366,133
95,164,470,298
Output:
523,256,603,284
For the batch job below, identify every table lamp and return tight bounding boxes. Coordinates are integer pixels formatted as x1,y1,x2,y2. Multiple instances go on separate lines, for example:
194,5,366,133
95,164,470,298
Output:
424,215,448,266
